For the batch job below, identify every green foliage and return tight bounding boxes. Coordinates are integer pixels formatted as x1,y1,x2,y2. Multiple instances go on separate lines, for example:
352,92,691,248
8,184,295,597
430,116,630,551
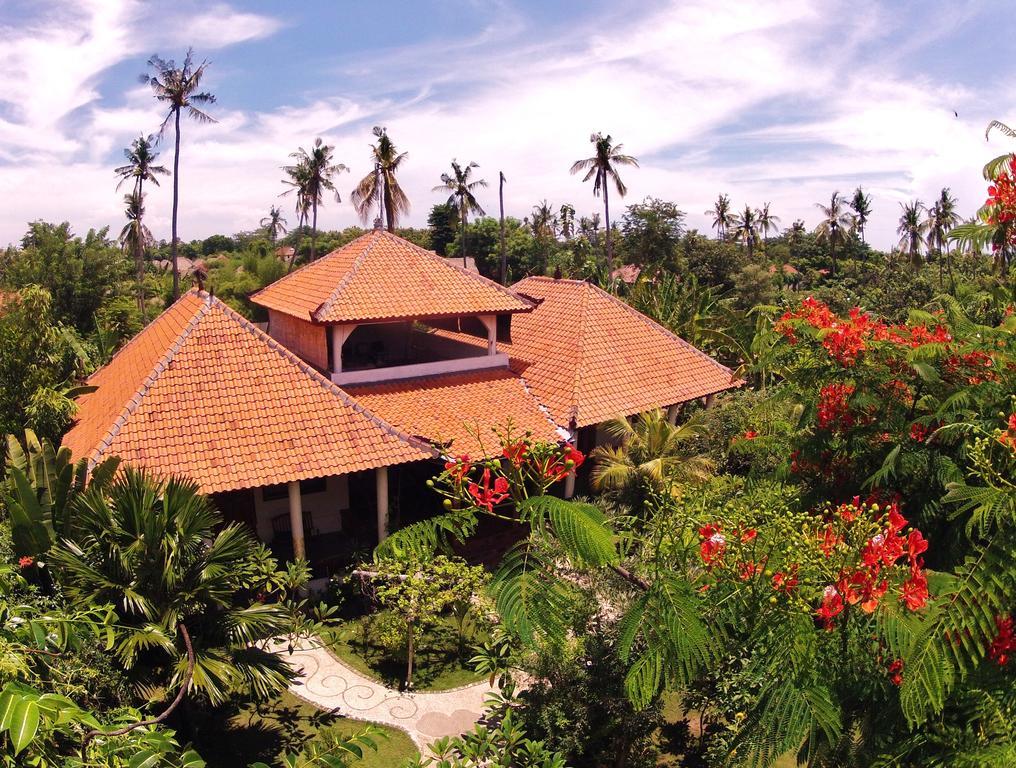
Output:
620,196,686,269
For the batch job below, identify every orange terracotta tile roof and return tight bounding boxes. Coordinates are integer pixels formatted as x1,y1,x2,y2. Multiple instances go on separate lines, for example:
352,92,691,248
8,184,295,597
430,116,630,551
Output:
251,230,534,324
62,290,432,493
436,277,739,428
345,369,564,458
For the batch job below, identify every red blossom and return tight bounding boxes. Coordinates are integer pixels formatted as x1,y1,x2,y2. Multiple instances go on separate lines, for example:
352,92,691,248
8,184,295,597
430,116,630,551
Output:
901,567,929,611
887,658,904,686
698,524,726,567
502,441,528,467
467,468,510,512
817,383,855,430
742,430,759,440
772,564,799,594
817,585,844,628
988,615,1016,666
18,556,33,569
444,455,472,482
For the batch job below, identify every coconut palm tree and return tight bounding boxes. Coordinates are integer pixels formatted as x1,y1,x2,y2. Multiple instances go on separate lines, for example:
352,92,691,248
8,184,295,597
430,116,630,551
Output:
142,49,216,299
119,191,153,315
590,409,712,514
280,162,311,272
351,126,411,232
897,200,928,269
570,133,638,265
814,191,855,274
282,138,347,261
731,205,762,260
757,202,781,248
928,188,960,290
114,135,167,315
434,160,487,267
850,187,873,244
51,469,294,706
558,203,576,240
706,194,733,240
260,205,288,244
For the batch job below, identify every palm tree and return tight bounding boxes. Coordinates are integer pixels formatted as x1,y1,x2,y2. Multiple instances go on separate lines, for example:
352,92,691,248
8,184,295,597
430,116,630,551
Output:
731,205,761,259
850,187,872,244
434,160,487,267
51,469,294,706
119,191,153,315
281,162,311,272
351,126,411,232
558,203,576,240
570,133,638,265
114,135,167,315
814,191,855,274
260,205,288,244
928,188,960,290
282,139,347,261
706,194,733,240
757,202,781,248
142,49,216,300
897,200,928,268
590,409,712,514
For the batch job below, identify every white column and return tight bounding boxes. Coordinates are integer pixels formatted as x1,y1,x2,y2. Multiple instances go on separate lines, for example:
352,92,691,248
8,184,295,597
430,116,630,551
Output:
666,404,680,425
330,324,358,374
479,314,497,355
288,480,306,560
376,466,389,542
564,471,576,499
704,393,716,409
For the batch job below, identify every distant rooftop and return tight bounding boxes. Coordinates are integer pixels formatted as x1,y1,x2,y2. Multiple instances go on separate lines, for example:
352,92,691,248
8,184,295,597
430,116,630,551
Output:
251,230,533,324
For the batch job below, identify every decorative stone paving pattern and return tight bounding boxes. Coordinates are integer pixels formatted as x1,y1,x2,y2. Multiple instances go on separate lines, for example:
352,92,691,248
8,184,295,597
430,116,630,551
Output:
281,638,495,751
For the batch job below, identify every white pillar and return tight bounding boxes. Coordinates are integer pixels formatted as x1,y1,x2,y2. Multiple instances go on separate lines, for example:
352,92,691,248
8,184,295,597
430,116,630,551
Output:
479,314,497,356
564,471,576,499
288,480,305,560
376,466,389,542
330,324,357,374
666,404,680,425
704,393,716,409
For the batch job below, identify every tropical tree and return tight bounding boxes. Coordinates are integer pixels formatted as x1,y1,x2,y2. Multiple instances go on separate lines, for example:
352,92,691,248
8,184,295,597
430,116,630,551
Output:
850,186,872,243
282,138,347,261
260,205,288,244
142,49,216,300
570,133,638,265
558,203,576,240
814,191,855,274
51,469,297,705
707,194,734,240
351,126,411,232
590,409,711,512
434,159,487,267
928,188,960,290
118,191,153,316
897,199,928,268
731,205,762,260
757,202,781,248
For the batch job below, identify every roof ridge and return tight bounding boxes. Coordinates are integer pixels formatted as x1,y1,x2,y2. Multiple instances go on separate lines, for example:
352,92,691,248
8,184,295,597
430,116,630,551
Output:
311,230,383,321
88,292,212,468
249,231,375,314
206,292,436,458
386,231,537,308
585,280,736,380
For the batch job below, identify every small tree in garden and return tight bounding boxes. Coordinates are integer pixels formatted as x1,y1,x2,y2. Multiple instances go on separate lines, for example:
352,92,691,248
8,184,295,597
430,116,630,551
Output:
367,555,487,690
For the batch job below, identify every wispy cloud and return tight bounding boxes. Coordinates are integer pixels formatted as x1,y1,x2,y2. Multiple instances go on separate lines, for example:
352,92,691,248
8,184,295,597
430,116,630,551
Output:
0,0,1011,249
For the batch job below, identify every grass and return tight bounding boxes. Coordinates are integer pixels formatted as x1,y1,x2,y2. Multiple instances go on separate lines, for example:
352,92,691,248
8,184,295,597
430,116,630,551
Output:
190,689,418,768
322,615,486,692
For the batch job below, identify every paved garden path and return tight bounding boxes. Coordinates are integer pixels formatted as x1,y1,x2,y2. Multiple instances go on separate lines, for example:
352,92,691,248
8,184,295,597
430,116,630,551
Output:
282,639,496,752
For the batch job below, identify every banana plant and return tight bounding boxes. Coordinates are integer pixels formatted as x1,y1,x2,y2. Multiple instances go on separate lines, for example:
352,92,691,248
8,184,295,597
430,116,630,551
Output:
3,429,119,557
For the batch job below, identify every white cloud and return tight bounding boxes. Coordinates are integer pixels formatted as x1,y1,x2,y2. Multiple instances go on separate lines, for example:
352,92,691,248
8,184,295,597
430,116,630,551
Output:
0,0,1010,251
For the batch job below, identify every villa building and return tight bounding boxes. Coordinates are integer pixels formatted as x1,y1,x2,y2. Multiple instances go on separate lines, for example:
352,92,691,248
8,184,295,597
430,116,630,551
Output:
62,229,737,577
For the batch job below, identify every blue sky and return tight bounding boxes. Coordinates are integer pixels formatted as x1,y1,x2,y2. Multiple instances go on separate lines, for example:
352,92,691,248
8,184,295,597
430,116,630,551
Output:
0,0,1014,249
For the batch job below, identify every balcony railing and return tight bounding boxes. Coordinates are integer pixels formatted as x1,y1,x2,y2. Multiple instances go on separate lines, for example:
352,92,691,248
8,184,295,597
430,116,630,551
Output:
330,352,509,386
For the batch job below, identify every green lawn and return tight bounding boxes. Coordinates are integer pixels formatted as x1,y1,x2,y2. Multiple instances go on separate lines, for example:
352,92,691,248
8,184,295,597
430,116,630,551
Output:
191,690,418,768
322,616,486,692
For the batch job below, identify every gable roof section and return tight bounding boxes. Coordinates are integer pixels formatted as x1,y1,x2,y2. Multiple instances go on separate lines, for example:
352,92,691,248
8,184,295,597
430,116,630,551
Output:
345,369,565,458
62,290,432,493
250,230,534,324
435,277,739,428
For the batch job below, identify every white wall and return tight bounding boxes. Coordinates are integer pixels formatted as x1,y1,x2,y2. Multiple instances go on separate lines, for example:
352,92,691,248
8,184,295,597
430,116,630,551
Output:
252,474,349,544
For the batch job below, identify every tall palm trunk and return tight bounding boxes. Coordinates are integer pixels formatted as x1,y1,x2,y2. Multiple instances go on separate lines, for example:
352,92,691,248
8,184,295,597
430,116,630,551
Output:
499,172,507,284
171,107,182,299
461,205,468,268
288,212,306,273
136,178,147,319
311,200,318,261
384,177,395,233
602,169,613,266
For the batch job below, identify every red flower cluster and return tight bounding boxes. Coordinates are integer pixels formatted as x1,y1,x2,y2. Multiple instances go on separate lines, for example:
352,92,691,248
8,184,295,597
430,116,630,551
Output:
988,615,1015,666
998,413,1016,450
909,422,930,443
467,468,510,511
742,430,759,440
817,383,855,430
817,585,844,625
532,445,585,483
985,156,1016,251
18,556,33,569
772,564,799,594
886,658,904,686
445,455,472,482
502,441,528,467
698,524,727,567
